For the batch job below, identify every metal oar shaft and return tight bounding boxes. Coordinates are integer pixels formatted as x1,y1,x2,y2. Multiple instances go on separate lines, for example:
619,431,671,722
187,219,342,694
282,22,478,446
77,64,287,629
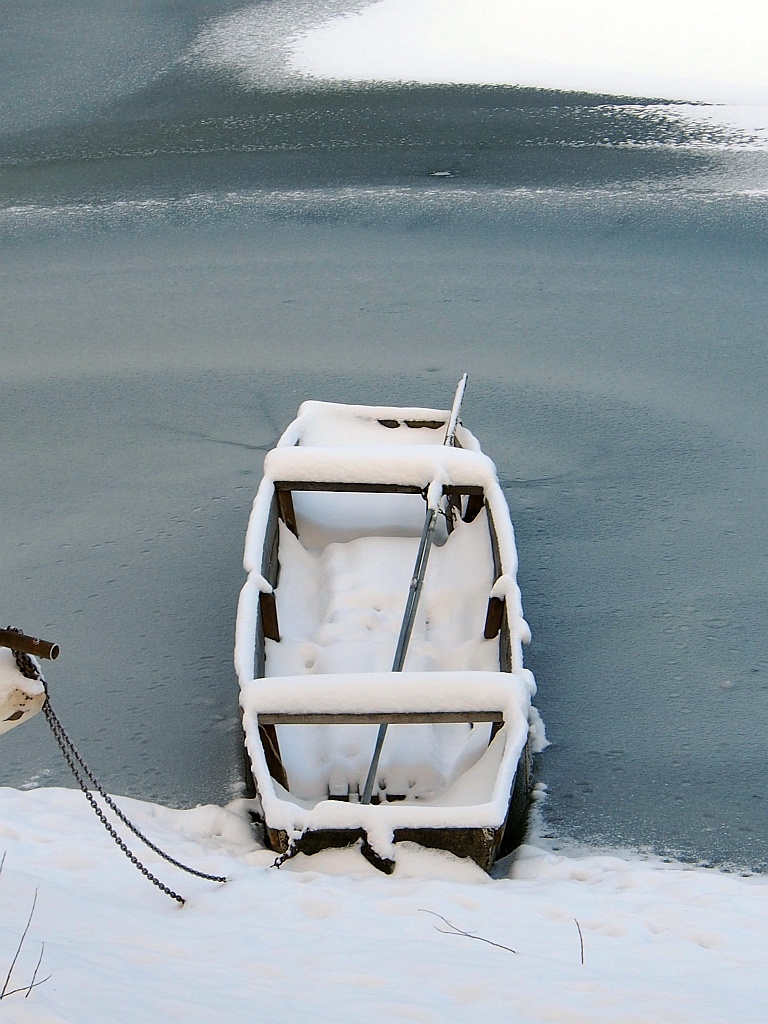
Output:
360,374,468,806
361,506,439,804
443,372,467,446
391,508,439,672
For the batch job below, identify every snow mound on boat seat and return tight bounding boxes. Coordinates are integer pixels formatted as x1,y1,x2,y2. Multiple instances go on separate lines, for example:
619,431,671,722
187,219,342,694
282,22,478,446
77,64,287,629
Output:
267,515,498,676
241,669,533,717
264,444,498,493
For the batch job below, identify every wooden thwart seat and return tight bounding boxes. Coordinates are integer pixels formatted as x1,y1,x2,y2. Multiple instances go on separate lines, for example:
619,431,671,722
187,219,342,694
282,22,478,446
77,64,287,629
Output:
255,711,506,793
257,710,503,726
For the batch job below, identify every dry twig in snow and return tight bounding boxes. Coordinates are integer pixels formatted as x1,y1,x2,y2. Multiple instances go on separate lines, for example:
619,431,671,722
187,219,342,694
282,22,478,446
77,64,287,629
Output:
1,888,51,1000
575,918,585,965
419,909,517,953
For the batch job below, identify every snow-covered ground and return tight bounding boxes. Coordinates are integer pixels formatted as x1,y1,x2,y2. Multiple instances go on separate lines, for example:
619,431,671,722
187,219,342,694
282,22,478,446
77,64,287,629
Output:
1,785,766,1023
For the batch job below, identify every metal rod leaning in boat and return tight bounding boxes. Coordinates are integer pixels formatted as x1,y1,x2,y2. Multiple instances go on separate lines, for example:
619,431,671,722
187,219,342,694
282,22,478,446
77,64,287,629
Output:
360,509,439,804
361,373,469,805
0,628,60,660
443,371,467,446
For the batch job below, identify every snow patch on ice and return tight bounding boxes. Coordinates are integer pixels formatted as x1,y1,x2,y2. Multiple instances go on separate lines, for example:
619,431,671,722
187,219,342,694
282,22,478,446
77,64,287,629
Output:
185,0,768,148
186,0,768,105
285,0,768,105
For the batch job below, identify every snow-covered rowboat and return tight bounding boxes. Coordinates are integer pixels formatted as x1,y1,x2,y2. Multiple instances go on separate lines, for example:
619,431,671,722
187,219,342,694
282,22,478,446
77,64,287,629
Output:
235,398,542,871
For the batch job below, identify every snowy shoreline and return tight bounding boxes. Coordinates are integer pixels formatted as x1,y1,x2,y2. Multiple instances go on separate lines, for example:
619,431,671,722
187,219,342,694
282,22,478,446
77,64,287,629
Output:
1,785,766,1023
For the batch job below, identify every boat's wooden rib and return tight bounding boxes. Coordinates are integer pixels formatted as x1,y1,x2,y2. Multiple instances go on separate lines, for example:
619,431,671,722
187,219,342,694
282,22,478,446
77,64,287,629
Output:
484,596,506,639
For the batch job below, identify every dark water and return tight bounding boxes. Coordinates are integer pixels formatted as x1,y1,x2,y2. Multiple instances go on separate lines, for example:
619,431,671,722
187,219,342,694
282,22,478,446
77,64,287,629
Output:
2,0,766,870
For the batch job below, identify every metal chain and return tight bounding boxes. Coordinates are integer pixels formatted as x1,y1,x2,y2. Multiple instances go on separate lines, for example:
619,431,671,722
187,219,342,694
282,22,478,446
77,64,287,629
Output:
6,628,227,903
272,843,299,869
42,703,186,905
11,645,41,685
43,704,228,885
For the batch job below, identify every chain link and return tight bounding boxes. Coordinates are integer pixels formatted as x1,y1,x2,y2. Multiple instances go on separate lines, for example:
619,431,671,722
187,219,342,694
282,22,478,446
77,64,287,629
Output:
271,843,299,869
6,628,228,904
10,642,42,684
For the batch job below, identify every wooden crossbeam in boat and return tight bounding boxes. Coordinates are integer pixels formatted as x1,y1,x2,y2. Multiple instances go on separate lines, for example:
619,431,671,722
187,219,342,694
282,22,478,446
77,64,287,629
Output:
273,481,485,495
257,711,504,726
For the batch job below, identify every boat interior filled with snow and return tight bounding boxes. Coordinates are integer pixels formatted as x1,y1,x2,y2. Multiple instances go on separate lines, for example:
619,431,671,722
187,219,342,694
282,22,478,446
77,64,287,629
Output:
235,392,541,873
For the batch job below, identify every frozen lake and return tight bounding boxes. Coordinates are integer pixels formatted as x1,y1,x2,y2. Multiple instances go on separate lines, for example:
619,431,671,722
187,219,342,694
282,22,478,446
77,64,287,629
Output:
1,0,766,870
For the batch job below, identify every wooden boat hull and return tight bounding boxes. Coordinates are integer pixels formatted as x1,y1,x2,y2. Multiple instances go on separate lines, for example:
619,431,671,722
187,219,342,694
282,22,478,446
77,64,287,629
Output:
264,738,532,872
235,401,540,871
